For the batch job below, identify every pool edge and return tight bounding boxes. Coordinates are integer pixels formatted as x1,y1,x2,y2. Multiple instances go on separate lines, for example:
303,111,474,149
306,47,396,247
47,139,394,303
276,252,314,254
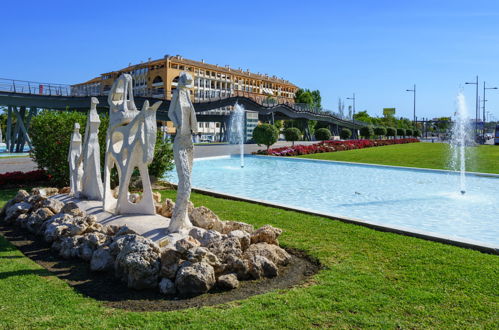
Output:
171,184,499,255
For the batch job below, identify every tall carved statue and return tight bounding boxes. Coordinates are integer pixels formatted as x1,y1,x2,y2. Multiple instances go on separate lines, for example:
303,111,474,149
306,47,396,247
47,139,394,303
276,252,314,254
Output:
68,123,83,195
79,97,104,200
103,74,162,215
168,72,198,233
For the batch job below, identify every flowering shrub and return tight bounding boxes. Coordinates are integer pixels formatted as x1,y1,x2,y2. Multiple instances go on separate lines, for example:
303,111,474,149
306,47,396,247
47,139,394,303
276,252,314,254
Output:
0,170,50,186
254,138,420,156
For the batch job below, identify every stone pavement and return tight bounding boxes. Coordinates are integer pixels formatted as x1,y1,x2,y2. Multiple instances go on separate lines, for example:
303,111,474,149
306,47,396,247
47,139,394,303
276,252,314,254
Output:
0,157,38,174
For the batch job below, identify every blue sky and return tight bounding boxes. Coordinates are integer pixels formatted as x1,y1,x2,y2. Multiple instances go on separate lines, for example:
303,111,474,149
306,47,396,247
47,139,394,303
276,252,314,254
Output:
2,0,499,120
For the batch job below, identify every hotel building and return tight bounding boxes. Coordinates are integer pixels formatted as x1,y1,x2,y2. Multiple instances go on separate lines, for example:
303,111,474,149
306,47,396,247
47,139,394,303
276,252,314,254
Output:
71,55,299,141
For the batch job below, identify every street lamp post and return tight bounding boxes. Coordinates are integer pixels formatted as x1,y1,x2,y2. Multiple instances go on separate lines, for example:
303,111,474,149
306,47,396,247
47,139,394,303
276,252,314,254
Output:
347,93,356,139
465,76,479,138
483,81,498,140
406,84,416,129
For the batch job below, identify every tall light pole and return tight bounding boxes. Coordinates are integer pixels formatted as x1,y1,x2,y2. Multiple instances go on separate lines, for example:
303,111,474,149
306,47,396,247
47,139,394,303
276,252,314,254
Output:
483,81,498,140
347,93,356,139
465,76,479,137
406,84,416,128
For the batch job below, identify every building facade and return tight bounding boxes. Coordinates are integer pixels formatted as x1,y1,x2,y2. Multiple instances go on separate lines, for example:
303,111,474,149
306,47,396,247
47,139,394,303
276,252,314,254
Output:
72,55,299,140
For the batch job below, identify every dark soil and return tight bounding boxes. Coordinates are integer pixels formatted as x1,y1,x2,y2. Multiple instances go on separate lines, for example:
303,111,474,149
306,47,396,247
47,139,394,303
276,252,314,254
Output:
0,223,321,312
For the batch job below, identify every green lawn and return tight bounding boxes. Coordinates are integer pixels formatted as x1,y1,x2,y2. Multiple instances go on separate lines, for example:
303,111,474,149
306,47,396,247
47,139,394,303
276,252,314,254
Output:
0,188,498,328
298,142,499,174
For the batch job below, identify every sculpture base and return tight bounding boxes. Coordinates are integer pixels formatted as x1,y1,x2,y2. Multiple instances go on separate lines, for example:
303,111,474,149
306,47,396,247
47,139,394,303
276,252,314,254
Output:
52,194,172,244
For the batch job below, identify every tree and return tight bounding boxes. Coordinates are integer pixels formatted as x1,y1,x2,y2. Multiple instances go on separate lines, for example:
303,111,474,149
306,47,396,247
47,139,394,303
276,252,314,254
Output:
405,128,413,137
294,88,321,108
283,127,301,146
414,129,422,137
360,125,374,139
374,126,387,139
315,128,332,141
273,120,284,131
353,111,372,124
252,123,279,150
386,127,397,139
396,128,406,138
340,128,352,140
294,89,314,106
310,90,322,108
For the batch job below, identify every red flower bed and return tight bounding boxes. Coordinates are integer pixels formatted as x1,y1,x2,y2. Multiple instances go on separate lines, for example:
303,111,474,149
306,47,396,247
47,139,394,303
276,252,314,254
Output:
0,170,50,186
255,138,420,156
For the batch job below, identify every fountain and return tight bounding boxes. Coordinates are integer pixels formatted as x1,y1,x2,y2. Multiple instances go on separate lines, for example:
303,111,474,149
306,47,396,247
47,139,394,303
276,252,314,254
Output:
228,103,245,168
450,92,473,195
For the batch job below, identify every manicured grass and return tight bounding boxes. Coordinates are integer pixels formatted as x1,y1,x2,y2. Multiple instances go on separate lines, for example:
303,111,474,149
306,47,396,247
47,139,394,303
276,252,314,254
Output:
298,142,499,174
0,155,30,159
0,187,498,328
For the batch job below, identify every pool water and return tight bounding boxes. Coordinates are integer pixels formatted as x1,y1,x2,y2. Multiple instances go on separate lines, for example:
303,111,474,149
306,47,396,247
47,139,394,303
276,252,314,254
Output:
169,155,499,248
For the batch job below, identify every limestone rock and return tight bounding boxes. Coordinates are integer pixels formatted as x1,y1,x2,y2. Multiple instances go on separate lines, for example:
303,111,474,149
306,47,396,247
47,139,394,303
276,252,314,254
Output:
152,192,161,203
186,246,221,271
14,190,30,202
217,273,239,290
84,232,109,249
247,255,278,279
228,230,251,251
5,201,32,223
128,193,142,204
221,221,254,234
41,213,74,242
243,242,291,266
175,262,215,295
14,214,29,227
42,198,64,214
189,227,223,247
58,236,82,259
189,206,222,231
159,278,176,295
160,198,175,218
25,207,54,234
25,194,46,210
32,187,59,197
61,202,85,217
224,254,250,279
155,203,162,215
90,246,114,271
250,225,282,245
160,248,182,279
78,241,94,261
207,236,243,266
112,234,161,289
59,187,71,194
174,236,201,254
113,225,138,238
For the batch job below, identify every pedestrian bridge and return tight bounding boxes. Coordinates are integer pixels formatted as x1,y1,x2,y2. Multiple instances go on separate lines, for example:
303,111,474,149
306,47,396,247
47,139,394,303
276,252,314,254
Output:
0,77,364,151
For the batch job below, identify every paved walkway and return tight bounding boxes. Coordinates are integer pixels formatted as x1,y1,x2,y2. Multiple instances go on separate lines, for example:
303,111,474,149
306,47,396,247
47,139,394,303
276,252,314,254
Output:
0,157,38,174
0,141,319,174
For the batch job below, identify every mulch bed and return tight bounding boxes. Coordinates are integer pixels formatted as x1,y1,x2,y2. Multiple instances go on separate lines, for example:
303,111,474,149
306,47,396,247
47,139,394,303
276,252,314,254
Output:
0,223,320,312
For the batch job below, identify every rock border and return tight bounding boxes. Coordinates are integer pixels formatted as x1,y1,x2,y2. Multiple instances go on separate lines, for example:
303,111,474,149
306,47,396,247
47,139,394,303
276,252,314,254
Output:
1,188,313,298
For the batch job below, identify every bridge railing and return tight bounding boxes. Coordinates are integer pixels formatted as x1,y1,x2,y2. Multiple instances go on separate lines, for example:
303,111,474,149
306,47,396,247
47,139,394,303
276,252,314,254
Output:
0,78,72,96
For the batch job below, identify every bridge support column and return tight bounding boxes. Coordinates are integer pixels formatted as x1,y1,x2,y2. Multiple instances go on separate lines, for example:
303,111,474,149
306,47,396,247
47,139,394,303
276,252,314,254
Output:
7,106,33,153
6,106,12,151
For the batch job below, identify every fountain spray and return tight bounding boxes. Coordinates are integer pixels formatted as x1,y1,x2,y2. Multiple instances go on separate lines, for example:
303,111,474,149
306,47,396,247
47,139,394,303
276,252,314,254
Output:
450,93,472,195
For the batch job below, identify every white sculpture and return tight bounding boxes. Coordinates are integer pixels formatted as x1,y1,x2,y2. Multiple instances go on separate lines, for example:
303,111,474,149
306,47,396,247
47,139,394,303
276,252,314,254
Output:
168,72,198,233
78,97,104,200
68,123,83,195
103,74,162,215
